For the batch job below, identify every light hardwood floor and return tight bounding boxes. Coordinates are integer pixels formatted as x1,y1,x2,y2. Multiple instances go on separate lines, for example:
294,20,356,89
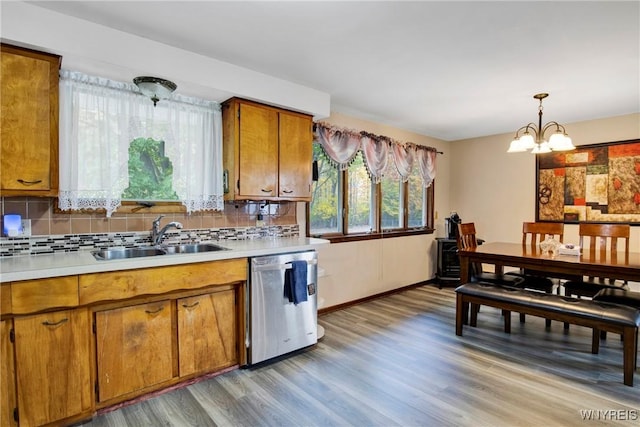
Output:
81,284,639,426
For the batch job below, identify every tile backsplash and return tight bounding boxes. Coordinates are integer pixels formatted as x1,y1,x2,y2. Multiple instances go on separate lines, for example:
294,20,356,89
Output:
0,197,299,257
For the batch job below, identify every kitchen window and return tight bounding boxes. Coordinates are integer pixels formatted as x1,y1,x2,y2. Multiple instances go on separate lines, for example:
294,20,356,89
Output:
308,123,436,241
58,70,224,217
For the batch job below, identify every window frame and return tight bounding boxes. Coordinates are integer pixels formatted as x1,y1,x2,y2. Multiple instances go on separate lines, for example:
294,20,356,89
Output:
306,163,435,243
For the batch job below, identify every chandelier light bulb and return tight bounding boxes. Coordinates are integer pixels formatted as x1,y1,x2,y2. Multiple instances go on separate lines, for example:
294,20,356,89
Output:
519,132,535,149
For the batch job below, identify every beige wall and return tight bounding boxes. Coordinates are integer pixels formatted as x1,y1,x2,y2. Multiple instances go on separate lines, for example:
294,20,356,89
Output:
450,113,640,246
312,112,450,309
317,112,640,309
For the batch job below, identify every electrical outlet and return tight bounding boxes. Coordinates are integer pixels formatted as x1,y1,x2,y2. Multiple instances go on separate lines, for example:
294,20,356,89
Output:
21,219,32,237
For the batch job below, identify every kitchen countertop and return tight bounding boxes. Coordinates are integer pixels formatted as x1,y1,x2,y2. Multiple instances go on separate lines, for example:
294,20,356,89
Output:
0,237,329,282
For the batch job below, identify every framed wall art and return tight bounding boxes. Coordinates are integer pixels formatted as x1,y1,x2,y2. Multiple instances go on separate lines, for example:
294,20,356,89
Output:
536,138,640,224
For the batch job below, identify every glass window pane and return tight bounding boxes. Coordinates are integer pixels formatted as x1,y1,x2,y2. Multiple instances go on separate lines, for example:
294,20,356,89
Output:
347,152,373,233
122,138,179,201
408,169,425,228
381,175,402,229
309,145,341,235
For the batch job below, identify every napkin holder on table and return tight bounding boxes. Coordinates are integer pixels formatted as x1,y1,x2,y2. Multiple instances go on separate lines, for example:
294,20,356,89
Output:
558,244,581,256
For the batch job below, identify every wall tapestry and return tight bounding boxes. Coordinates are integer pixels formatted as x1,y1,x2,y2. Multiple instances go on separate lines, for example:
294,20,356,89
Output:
536,139,640,224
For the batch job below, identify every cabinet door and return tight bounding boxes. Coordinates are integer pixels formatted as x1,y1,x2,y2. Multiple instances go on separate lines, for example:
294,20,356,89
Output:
238,102,279,197
177,289,237,377
1,320,17,427
95,301,173,403
278,111,313,199
1,44,60,195
14,309,92,427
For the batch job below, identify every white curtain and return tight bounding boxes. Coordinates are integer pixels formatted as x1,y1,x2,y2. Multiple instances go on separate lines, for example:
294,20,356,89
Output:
58,70,224,217
360,134,390,184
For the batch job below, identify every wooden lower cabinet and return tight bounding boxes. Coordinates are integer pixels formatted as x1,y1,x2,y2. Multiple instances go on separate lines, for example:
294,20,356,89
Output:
95,300,174,403
13,309,92,427
177,289,237,377
1,319,17,427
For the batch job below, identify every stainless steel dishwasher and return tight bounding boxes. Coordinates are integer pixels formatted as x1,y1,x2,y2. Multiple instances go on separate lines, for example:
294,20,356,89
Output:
248,250,318,365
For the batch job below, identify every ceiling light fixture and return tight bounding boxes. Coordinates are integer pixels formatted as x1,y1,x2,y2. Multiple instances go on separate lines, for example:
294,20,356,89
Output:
507,93,575,154
133,76,177,107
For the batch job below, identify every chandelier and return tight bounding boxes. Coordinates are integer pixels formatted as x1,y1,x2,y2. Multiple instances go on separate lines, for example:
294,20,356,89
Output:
507,93,575,154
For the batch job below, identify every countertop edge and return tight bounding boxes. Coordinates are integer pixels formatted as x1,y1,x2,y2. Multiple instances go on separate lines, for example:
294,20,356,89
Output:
0,238,330,282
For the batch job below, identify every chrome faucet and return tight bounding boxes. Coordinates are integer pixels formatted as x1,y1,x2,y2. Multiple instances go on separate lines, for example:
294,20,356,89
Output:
151,215,183,246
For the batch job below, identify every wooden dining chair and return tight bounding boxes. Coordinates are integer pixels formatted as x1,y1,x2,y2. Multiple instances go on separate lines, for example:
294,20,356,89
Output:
505,222,564,326
456,223,524,287
506,222,564,293
563,223,630,299
456,223,524,325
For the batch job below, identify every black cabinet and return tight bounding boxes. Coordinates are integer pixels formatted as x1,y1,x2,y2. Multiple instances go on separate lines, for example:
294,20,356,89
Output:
436,238,460,287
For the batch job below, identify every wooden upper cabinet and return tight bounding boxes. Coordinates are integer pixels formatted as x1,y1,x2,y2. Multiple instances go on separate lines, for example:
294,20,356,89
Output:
1,44,61,196
279,111,313,199
223,97,313,201
238,102,279,198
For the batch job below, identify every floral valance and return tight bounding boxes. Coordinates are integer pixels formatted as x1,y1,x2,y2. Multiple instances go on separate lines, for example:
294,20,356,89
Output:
314,122,438,186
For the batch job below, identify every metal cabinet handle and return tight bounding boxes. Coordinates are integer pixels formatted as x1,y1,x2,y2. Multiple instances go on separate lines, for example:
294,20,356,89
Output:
42,318,68,327
145,306,164,315
282,189,293,194
17,179,43,186
182,301,200,309
261,188,273,193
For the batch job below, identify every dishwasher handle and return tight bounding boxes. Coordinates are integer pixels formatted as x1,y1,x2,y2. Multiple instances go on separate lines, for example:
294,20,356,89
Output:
252,258,317,272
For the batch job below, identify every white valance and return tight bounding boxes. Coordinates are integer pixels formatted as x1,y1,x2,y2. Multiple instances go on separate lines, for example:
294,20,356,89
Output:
314,123,438,186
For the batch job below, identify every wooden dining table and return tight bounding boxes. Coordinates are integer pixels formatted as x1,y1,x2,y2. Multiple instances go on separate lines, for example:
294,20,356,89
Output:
458,242,640,285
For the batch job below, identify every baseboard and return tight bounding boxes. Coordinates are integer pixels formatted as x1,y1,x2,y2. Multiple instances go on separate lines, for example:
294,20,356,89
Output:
318,279,437,316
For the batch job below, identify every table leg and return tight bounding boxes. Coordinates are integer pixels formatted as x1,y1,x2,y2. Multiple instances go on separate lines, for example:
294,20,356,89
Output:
459,254,470,284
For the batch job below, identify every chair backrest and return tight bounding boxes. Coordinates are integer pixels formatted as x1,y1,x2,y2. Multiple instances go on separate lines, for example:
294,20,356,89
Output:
457,222,479,250
522,222,564,246
578,223,630,255
457,222,483,278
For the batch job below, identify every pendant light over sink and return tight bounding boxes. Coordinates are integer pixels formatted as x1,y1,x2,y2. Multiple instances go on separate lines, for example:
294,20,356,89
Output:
133,76,177,106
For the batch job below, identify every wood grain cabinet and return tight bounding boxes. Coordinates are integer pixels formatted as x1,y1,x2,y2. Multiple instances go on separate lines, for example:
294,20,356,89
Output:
0,44,61,196
95,300,174,404
1,319,17,427
223,98,313,201
177,288,237,377
13,309,92,427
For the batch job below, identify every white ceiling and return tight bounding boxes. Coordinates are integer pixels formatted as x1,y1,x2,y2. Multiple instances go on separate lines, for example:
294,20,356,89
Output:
27,1,640,141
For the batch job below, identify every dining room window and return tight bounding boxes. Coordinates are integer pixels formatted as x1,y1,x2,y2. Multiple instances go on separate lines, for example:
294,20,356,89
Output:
307,123,437,241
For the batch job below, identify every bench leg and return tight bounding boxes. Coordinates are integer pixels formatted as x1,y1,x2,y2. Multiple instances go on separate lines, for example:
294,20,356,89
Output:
622,327,636,387
519,313,525,323
504,311,511,333
545,319,551,328
456,293,465,336
591,329,600,354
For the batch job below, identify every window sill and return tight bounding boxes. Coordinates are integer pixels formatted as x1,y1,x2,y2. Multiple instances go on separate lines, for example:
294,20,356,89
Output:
310,228,434,244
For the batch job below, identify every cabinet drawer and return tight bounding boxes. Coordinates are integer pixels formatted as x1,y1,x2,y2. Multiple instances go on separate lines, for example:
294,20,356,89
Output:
79,259,247,304
11,276,79,314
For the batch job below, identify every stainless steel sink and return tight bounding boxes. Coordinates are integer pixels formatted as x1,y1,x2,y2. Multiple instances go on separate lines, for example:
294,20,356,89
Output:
92,243,229,260
92,247,166,261
163,243,229,254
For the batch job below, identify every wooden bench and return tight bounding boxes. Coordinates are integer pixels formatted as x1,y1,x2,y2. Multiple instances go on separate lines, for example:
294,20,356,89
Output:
455,282,640,386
